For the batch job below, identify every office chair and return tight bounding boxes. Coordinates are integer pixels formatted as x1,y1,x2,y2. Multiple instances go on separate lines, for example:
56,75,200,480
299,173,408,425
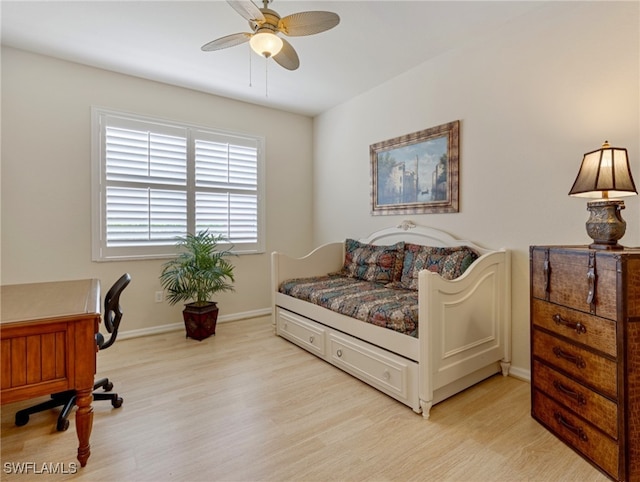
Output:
15,273,131,432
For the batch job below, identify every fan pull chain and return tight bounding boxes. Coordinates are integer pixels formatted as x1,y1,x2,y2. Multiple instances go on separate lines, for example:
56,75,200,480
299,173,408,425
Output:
265,57,269,97
248,45,252,87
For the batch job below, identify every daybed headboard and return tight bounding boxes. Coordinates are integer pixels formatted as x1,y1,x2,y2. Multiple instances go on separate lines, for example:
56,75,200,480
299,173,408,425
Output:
360,220,492,255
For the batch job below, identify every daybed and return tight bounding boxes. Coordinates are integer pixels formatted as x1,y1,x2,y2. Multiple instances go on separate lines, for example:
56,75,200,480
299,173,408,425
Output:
271,221,511,419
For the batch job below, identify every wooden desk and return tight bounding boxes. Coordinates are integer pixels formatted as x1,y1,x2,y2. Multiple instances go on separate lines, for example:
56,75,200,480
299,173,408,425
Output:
0,279,101,467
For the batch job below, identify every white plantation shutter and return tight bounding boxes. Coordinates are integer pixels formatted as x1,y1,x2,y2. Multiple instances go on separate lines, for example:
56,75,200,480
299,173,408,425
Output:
105,127,187,185
194,132,259,244
105,187,187,244
195,192,258,243
92,108,264,260
104,124,188,246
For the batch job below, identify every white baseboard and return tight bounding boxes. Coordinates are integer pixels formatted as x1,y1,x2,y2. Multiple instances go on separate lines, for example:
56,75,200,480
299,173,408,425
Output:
507,365,531,382
116,307,273,341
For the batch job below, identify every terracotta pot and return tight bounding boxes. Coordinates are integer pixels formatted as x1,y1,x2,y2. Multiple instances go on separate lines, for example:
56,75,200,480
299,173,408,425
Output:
182,301,219,341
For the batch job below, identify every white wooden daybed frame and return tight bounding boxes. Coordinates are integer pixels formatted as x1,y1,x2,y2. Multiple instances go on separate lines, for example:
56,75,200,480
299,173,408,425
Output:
271,221,511,418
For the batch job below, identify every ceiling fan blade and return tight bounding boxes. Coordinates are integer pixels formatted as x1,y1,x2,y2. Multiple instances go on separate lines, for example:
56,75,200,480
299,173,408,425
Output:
273,39,300,71
201,32,251,52
278,11,340,37
227,0,265,23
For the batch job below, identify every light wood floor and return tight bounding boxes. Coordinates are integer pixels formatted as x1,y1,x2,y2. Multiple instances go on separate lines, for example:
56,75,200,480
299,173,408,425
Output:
1,316,608,482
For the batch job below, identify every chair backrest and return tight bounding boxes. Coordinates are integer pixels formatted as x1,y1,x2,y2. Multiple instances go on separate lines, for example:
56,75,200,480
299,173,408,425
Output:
99,273,131,350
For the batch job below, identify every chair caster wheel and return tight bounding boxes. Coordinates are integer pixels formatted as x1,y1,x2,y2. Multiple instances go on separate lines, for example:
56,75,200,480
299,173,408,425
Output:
15,413,29,427
57,418,70,432
104,381,114,391
112,397,123,409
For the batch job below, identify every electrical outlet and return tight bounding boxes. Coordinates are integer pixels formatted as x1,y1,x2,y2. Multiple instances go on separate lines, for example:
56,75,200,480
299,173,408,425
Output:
154,291,163,303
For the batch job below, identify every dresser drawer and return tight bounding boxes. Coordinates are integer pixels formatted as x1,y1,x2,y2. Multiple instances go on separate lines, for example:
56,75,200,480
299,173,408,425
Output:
533,389,619,480
531,299,616,358
530,247,618,320
328,332,411,403
532,329,617,400
533,360,618,439
276,309,326,357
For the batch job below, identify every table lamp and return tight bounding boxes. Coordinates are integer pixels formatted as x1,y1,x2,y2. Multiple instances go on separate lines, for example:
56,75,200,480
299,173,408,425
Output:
569,141,637,250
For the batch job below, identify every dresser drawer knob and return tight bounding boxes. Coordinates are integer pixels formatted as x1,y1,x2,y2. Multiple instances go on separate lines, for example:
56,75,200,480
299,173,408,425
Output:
553,380,587,406
554,412,588,442
336,349,343,358
553,346,586,369
383,370,391,380
309,336,314,343
552,314,587,335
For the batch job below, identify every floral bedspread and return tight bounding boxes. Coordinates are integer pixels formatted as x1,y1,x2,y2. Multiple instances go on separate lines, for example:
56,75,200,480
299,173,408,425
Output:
278,275,418,337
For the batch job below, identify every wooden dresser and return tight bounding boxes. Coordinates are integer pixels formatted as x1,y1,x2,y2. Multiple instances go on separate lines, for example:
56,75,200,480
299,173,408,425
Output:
530,246,640,481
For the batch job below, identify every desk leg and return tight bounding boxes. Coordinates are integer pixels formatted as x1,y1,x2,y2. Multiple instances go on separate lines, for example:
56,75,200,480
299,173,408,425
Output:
75,387,94,466
73,313,99,467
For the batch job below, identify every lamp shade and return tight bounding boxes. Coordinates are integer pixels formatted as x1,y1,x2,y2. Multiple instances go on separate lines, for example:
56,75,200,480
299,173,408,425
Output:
250,31,283,58
569,141,638,198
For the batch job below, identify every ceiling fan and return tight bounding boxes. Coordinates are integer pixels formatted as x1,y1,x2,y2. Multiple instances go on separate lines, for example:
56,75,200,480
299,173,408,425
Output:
201,0,340,71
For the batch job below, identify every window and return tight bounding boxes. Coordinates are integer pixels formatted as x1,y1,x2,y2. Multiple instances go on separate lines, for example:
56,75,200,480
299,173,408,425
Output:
92,108,265,261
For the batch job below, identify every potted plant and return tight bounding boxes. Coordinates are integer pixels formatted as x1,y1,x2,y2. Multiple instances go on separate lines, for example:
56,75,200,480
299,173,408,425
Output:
160,230,235,341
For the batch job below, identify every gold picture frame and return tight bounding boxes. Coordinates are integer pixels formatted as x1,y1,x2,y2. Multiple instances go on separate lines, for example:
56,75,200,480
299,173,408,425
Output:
370,120,459,215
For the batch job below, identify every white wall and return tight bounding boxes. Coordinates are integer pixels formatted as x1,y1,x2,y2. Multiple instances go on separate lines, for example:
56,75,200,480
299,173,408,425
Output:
312,1,640,378
1,47,314,334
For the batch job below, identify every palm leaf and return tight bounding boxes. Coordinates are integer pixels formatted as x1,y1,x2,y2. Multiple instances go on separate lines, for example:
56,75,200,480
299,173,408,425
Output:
160,230,236,305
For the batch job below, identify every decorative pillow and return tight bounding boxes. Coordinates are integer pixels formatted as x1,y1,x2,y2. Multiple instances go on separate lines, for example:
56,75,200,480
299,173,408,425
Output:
340,239,405,284
397,244,479,290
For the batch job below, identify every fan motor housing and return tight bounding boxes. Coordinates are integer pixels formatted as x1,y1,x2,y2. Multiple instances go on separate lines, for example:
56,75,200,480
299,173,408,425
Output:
251,8,280,33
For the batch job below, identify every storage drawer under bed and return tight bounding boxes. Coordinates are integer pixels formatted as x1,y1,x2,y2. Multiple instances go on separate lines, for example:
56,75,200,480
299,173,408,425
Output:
275,307,420,412
276,308,326,357
329,331,412,403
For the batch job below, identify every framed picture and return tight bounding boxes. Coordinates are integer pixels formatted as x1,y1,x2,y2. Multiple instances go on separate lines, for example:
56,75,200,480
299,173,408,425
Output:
370,120,459,215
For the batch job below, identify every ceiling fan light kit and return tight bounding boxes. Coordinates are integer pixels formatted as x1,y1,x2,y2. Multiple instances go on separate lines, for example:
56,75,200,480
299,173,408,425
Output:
250,31,283,58
202,0,340,71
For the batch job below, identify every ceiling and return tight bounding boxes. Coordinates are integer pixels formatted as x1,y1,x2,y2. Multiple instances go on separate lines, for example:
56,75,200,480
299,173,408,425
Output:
1,1,546,117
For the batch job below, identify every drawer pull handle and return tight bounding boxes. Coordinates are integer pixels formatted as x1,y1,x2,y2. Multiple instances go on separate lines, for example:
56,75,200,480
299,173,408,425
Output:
336,349,343,358
586,268,596,306
553,380,587,406
553,346,586,369
552,314,587,335
543,258,551,295
554,412,588,442
383,370,391,380
309,336,314,343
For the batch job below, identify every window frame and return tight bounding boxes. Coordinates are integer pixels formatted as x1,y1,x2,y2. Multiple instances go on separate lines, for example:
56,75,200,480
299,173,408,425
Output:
91,107,265,261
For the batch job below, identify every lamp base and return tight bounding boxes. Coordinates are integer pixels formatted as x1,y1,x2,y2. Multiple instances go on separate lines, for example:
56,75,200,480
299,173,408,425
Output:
585,199,626,250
